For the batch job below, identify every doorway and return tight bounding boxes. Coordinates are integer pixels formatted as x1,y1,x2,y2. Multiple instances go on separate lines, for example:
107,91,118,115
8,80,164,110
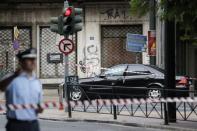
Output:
101,25,143,68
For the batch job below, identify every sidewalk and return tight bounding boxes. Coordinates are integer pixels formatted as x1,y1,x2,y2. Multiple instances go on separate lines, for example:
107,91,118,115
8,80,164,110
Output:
38,109,197,131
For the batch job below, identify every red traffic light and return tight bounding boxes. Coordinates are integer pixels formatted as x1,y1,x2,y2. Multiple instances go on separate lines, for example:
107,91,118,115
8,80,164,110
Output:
64,7,72,16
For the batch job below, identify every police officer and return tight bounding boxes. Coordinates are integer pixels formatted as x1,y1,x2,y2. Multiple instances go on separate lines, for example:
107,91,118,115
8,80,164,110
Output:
5,48,43,131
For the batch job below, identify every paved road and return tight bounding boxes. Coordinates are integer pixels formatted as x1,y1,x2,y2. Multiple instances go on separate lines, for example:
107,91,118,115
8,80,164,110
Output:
0,115,167,131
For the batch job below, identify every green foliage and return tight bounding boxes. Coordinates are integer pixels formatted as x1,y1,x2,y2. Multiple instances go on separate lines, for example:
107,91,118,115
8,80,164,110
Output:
130,0,149,17
130,0,197,43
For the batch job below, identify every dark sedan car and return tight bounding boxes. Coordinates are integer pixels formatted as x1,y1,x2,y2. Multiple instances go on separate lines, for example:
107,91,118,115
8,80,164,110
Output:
69,64,192,101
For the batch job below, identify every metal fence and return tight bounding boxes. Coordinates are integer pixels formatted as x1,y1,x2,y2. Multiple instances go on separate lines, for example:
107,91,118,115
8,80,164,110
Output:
65,83,197,122
0,27,31,77
39,27,77,78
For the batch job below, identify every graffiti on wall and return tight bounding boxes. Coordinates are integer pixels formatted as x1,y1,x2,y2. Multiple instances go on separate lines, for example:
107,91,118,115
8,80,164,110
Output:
100,7,146,22
79,37,100,77
100,8,129,20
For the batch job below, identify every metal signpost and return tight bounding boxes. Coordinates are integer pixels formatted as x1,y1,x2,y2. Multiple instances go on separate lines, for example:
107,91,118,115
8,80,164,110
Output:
13,26,20,71
59,37,74,116
50,0,83,118
65,75,79,117
63,0,70,117
126,33,147,64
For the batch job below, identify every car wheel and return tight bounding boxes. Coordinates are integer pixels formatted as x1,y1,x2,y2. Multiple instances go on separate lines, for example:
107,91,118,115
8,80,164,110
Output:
69,86,84,101
147,86,162,99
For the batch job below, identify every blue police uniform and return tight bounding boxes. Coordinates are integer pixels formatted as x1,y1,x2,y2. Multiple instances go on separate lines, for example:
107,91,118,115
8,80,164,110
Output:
6,72,42,120
5,48,42,131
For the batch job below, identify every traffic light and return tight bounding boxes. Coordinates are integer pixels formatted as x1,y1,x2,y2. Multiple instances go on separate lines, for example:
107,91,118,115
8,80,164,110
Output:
63,6,83,35
50,16,64,35
50,6,83,36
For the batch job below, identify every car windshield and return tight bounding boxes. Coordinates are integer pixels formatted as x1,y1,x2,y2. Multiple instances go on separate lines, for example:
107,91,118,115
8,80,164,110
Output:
146,65,165,73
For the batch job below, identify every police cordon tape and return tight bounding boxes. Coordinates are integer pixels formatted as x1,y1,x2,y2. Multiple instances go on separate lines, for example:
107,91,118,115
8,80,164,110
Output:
0,97,197,111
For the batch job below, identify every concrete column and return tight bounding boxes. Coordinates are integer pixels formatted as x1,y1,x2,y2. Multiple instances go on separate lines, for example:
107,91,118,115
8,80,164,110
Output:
142,22,150,64
32,23,37,48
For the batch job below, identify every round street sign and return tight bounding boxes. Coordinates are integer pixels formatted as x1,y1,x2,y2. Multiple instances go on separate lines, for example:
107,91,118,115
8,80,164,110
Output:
58,38,74,55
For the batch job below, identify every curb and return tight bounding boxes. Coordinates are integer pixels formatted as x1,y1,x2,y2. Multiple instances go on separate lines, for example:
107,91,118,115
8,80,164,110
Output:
39,117,196,131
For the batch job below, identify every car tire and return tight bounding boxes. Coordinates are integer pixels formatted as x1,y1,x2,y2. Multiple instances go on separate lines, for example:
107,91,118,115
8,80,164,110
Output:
69,86,85,101
147,86,162,99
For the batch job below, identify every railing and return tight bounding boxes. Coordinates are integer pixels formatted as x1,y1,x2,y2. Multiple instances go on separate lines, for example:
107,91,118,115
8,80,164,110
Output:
64,83,197,122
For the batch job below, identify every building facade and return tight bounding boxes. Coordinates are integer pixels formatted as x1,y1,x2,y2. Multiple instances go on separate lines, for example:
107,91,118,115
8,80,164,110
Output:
0,0,150,85
77,1,149,78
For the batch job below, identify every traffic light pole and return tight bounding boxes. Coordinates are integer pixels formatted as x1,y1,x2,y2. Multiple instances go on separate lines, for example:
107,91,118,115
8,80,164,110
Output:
49,0,82,118
50,0,82,118
64,52,72,118
64,39,72,119
64,0,72,118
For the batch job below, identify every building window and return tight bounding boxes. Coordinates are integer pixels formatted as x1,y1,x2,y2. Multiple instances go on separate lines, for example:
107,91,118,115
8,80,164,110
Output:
0,26,32,76
39,26,77,78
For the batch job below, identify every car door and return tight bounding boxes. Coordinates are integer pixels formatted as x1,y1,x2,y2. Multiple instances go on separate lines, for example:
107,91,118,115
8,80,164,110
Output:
117,65,155,98
89,65,127,99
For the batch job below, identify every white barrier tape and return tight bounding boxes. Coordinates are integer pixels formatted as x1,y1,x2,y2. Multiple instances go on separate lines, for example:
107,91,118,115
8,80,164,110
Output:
0,97,197,111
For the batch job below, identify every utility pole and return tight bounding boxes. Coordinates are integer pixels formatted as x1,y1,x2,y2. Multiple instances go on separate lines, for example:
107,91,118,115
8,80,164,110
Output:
164,1,176,123
149,0,156,65
63,0,70,115
50,0,83,118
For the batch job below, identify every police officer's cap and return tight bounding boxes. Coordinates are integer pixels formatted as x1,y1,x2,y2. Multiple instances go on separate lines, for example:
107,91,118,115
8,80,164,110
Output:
16,48,37,60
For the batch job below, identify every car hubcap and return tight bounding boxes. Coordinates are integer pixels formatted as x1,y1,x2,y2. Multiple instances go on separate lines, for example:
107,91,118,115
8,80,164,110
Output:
70,87,82,101
148,89,161,99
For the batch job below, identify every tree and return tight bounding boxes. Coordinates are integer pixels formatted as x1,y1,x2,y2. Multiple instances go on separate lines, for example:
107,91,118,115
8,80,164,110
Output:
130,0,197,44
